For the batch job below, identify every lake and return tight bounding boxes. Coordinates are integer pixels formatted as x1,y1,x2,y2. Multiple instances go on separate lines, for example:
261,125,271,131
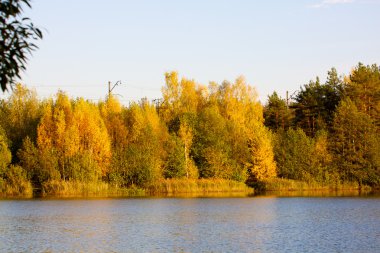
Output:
1,196,379,252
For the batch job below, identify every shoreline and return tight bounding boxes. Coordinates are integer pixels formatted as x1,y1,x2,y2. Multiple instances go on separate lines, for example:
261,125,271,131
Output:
1,178,378,199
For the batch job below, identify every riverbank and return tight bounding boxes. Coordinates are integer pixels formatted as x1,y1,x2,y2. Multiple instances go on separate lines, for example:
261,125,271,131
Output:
147,179,254,195
0,177,33,197
41,179,254,198
254,178,372,192
2,177,377,198
0,179,253,198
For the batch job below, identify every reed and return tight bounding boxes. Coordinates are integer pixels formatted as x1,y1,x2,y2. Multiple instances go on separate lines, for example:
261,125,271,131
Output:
147,178,254,195
41,180,146,197
41,179,253,197
0,178,33,197
257,178,372,192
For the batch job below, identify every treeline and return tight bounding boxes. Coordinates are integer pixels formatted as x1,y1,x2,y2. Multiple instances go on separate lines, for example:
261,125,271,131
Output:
0,63,379,195
265,63,380,188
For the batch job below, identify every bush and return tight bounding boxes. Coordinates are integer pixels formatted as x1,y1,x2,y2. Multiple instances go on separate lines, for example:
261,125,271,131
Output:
0,165,33,196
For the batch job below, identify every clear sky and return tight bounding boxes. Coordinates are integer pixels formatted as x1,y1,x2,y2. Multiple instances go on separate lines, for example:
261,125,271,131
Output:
8,0,380,104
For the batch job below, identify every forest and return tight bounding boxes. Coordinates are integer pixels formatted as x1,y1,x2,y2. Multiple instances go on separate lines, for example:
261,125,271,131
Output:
0,62,379,196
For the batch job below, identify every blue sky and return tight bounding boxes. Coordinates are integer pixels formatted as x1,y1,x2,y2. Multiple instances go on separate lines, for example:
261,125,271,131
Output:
9,0,380,103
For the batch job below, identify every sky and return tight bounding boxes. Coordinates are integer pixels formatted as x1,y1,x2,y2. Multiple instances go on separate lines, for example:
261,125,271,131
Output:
5,0,380,104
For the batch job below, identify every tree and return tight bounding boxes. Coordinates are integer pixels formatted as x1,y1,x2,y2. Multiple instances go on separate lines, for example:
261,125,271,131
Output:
193,105,232,179
161,71,181,124
330,98,380,186
312,130,334,183
0,83,40,160
163,134,187,179
161,71,201,125
1,0,42,91
99,95,128,150
70,98,111,180
293,71,343,136
274,128,314,181
345,63,380,128
35,95,111,182
194,76,276,182
18,136,60,184
178,121,198,179
0,126,11,176
246,122,277,181
264,92,293,131
111,102,166,187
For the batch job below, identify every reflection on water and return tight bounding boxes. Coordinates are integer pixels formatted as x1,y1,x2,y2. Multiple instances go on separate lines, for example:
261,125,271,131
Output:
260,190,379,197
0,196,379,252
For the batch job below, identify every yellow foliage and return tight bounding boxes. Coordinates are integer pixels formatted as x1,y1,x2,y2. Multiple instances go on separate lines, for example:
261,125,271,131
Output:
37,95,111,179
218,76,261,128
73,99,111,175
127,103,145,141
99,95,127,149
180,78,198,114
105,95,122,114
247,122,277,180
203,147,231,179
55,91,73,123
314,131,332,165
161,71,181,123
37,102,54,150
178,122,197,179
161,71,202,121
7,84,39,128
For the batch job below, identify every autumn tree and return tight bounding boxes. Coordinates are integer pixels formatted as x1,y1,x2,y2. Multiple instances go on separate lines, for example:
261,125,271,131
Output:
18,136,60,184
0,126,11,176
246,122,277,181
161,72,201,124
33,94,111,182
2,64,380,193
70,98,111,180
193,105,232,179
111,102,167,187
0,84,40,160
178,120,198,179
163,134,187,179
99,95,128,150
161,71,181,124
225,77,276,181
192,76,276,181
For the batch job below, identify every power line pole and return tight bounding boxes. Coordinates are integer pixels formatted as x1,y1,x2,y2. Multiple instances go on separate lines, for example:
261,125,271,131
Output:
286,90,289,109
286,90,297,109
108,80,122,98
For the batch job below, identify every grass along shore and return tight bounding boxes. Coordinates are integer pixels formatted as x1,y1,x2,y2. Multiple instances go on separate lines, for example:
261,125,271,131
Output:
1,177,376,198
0,177,33,197
255,178,372,192
147,178,254,196
40,180,145,197
33,178,253,198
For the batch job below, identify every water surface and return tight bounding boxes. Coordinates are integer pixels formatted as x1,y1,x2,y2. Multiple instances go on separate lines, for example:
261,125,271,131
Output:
0,196,379,252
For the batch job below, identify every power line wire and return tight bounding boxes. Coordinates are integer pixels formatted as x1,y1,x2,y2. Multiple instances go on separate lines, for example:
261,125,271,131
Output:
25,83,162,91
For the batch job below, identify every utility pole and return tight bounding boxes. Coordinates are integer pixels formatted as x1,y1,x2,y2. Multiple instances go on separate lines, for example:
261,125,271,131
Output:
286,90,297,109
286,90,289,109
108,80,122,98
